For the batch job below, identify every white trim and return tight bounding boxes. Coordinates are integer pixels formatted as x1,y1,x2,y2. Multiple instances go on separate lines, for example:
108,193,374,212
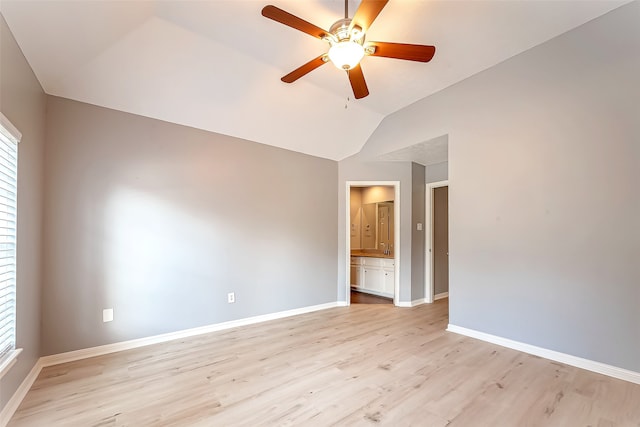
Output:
0,358,42,427
0,113,21,388
345,182,350,306
447,324,640,385
396,298,427,308
425,180,449,304
434,292,449,300
0,349,22,381
41,302,341,367
0,112,22,143
393,184,400,306
345,181,400,307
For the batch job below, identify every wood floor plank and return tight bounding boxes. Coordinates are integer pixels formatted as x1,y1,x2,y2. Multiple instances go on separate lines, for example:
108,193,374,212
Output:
8,299,640,426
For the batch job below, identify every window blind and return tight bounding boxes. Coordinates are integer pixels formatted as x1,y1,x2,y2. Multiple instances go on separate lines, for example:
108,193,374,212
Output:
0,115,19,365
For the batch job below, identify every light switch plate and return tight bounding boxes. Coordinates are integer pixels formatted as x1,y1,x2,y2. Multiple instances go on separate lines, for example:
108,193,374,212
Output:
417,223,423,231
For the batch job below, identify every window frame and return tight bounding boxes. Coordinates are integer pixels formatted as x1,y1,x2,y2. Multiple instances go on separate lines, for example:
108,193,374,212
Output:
0,112,22,380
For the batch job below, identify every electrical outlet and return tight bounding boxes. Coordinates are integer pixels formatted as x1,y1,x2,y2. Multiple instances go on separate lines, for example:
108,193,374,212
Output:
227,292,235,304
103,308,114,322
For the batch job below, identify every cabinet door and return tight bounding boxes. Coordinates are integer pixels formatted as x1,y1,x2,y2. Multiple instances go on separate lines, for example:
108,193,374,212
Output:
350,265,362,287
364,267,382,292
383,269,394,295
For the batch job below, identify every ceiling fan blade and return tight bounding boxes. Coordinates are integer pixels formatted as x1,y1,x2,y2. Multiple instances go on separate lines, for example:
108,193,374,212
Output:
262,5,328,39
367,42,436,62
347,64,369,99
281,55,328,83
350,0,389,34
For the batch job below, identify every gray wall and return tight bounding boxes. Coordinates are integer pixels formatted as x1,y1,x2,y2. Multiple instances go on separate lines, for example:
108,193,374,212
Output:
358,2,640,371
411,163,426,301
426,161,448,183
338,157,421,303
41,96,338,355
0,14,46,413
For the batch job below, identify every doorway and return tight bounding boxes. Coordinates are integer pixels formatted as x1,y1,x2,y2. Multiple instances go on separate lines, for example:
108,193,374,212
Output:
425,181,449,302
346,181,400,306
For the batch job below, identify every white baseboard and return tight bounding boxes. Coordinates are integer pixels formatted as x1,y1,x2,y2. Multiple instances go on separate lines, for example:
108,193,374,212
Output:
0,359,43,427
41,301,341,367
396,298,427,308
447,324,640,385
434,292,449,300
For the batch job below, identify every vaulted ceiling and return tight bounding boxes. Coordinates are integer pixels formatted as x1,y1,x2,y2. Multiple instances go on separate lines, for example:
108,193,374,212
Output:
0,1,627,161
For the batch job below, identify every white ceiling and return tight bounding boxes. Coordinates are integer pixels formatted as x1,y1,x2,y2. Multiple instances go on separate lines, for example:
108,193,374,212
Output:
0,1,627,161
377,134,448,165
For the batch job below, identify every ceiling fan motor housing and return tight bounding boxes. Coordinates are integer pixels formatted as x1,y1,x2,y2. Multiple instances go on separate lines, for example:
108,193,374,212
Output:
328,18,363,42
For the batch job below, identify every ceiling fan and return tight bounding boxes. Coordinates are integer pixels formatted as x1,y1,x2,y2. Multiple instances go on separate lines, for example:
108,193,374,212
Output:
261,0,436,99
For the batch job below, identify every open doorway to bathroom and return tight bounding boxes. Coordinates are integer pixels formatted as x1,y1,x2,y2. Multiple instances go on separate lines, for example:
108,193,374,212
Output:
346,182,400,305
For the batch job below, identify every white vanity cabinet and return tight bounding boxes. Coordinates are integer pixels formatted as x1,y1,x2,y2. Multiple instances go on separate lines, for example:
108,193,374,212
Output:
382,262,395,295
350,261,361,287
350,256,394,298
363,266,382,293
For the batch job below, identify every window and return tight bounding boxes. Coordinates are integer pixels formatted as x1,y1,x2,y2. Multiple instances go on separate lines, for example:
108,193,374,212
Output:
0,113,21,378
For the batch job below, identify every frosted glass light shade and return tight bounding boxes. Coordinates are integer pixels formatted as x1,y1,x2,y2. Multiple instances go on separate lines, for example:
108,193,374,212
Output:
328,41,365,70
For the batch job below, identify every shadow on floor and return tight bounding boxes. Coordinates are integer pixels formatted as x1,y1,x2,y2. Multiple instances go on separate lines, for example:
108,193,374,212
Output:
350,290,393,304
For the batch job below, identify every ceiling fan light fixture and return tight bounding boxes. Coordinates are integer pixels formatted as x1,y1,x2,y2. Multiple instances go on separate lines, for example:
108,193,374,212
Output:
328,41,365,70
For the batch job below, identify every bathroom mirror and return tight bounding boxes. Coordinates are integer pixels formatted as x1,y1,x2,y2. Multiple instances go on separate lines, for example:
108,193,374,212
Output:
351,200,394,251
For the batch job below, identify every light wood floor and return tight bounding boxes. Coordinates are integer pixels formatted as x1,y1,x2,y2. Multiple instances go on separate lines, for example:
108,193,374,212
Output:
9,299,640,426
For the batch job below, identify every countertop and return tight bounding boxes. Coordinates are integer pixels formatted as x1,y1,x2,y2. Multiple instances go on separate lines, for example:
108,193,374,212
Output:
350,250,394,259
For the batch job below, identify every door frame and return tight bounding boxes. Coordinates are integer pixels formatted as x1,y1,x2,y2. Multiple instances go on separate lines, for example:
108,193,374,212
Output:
346,181,400,306
425,180,449,303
